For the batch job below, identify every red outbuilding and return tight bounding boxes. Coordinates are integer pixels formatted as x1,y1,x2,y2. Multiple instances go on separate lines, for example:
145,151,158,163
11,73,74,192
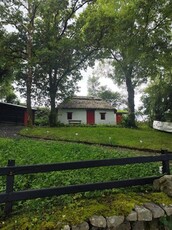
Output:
116,110,128,124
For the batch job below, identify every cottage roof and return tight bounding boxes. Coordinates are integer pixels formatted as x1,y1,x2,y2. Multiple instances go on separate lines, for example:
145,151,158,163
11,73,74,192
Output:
58,96,116,111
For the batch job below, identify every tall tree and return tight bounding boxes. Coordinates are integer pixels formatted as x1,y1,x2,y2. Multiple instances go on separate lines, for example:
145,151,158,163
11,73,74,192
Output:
0,0,41,126
1,0,98,126
80,0,172,127
141,73,172,123
0,29,16,101
32,0,97,126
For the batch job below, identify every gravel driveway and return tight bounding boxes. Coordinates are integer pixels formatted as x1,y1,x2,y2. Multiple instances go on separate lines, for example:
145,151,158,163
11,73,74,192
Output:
0,125,23,138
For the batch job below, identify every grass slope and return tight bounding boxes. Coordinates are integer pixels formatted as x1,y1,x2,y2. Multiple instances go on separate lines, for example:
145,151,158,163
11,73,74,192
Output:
20,126,172,151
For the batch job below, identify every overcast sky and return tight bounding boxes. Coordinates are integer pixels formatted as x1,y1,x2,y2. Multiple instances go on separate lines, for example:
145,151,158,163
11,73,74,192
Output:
77,67,146,110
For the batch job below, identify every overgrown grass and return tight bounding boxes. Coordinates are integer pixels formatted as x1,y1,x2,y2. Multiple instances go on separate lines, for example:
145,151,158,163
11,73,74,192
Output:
0,127,172,228
0,138,160,193
20,126,172,151
0,138,164,224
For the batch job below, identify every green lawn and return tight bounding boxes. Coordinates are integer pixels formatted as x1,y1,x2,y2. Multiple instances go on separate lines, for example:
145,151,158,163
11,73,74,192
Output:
20,126,172,151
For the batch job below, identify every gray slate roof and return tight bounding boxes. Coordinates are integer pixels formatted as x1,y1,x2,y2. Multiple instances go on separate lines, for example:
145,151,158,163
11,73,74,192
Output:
58,96,116,111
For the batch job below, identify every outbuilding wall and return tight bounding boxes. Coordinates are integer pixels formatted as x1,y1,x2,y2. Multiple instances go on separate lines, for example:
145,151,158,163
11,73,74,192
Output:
0,103,36,126
0,103,26,125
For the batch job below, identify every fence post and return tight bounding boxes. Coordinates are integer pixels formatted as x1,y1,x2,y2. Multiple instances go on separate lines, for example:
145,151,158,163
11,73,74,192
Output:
161,149,170,175
4,160,15,217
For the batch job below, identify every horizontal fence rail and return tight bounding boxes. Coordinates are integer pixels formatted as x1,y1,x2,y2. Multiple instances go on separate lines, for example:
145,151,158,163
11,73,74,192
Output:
0,177,160,203
0,154,171,176
0,149,171,216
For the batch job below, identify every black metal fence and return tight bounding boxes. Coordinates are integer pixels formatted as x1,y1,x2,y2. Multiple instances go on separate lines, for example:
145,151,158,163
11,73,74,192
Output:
0,149,171,216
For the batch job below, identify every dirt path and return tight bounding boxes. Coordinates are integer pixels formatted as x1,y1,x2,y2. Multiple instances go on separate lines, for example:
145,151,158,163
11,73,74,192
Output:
0,125,23,138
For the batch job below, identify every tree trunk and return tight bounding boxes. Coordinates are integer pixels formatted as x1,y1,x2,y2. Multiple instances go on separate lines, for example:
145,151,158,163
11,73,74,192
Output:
26,69,33,127
49,94,57,127
26,1,34,127
125,73,136,128
49,71,57,127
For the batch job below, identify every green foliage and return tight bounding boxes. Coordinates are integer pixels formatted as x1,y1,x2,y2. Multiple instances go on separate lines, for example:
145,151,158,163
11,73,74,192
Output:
0,0,44,125
160,216,172,229
1,191,172,229
33,0,96,126
141,75,172,123
80,0,172,127
0,138,162,209
144,192,172,205
0,30,16,101
118,115,130,128
5,92,20,104
1,1,94,126
35,107,50,126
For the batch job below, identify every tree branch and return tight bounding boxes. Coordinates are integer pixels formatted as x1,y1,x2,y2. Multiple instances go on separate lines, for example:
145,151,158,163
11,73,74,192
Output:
56,47,97,87
30,3,41,27
58,0,92,39
18,1,29,11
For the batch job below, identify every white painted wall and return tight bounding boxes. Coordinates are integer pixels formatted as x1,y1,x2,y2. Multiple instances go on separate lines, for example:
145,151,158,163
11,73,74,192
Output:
95,110,116,125
58,109,116,125
58,109,87,124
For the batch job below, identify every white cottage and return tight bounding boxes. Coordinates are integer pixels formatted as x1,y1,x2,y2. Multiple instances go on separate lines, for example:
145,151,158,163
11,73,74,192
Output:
58,96,117,125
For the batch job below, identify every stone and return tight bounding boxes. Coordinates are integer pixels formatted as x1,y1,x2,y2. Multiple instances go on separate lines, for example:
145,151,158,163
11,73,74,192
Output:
132,221,145,230
153,179,161,191
115,221,131,230
134,205,152,221
153,175,172,197
72,226,78,230
90,227,98,230
126,211,137,222
106,215,124,228
89,215,106,228
148,219,159,230
144,203,165,218
160,204,172,216
61,225,70,230
72,222,89,230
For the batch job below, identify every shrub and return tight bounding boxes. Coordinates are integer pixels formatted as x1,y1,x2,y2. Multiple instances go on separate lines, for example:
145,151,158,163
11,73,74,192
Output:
118,115,130,127
35,107,50,126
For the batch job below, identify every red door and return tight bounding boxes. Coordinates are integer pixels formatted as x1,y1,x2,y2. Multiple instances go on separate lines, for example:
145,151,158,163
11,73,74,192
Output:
87,110,95,125
24,111,28,126
116,114,122,124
